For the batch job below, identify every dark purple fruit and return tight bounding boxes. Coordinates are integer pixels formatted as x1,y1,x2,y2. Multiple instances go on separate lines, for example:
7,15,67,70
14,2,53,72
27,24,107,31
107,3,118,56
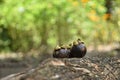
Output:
53,45,70,58
53,45,60,58
70,39,87,58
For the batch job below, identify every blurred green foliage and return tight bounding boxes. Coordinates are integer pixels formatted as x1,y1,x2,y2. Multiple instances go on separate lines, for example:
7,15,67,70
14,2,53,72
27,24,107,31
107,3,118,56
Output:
0,0,120,52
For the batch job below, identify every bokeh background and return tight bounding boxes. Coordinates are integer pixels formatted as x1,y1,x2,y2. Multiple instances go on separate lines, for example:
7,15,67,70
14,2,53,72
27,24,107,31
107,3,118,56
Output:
0,0,120,78
0,0,120,57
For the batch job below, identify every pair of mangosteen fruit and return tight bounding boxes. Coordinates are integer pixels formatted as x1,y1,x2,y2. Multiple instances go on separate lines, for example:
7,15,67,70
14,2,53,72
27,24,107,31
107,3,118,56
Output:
53,39,87,58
